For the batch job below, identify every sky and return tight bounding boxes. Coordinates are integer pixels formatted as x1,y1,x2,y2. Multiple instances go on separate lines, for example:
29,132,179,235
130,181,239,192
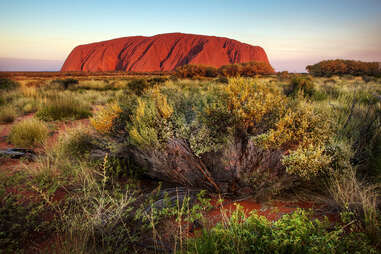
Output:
0,0,380,72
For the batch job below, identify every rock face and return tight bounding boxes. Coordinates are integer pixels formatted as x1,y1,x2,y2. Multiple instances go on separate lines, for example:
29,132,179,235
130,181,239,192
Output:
61,33,270,72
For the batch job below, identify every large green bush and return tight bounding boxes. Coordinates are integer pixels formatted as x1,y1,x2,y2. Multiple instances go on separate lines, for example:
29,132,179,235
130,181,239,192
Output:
188,208,377,253
0,78,19,91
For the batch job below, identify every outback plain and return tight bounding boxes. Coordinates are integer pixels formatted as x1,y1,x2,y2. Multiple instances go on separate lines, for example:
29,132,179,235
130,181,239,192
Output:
0,58,380,253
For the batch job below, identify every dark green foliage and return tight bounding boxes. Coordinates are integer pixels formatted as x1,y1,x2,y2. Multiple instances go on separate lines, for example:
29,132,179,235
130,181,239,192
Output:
51,78,79,89
175,64,218,78
189,209,377,254
0,78,19,91
306,59,381,77
128,78,150,95
147,76,169,84
104,156,145,179
0,174,50,253
214,76,229,84
36,94,91,121
218,61,275,77
286,76,315,97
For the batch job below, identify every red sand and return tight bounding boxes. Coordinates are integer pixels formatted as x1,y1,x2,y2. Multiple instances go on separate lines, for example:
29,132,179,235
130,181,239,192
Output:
61,33,270,72
207,198,337,224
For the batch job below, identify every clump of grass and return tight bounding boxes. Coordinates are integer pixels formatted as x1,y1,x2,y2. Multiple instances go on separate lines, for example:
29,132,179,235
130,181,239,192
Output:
36,95,91,121
9,118,48,147
77,80,111,90
50,78,79,90
56,125,96,159
328,169,380,245
0,106,17,123
0,78,19,91
285,76,315,97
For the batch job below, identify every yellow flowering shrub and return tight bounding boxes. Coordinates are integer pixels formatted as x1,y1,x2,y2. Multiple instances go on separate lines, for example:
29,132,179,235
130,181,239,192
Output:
225,78,285,130
127,91,173,147
281,145,332,179
90,102,122,133
256,101,332,149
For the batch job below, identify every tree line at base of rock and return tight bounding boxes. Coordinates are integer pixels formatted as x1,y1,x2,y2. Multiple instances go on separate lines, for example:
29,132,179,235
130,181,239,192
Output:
306,59,381,77
174,61,275,78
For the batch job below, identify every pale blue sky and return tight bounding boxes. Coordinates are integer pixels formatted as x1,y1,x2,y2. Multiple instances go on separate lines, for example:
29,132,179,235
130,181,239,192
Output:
0,0,380,72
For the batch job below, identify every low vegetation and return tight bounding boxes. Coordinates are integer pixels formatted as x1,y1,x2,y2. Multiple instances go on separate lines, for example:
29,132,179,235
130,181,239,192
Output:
307,59,381,77
0,106,17,123
175,61,275,78
0,72,379,253
8,118,49,147
36,93,91,121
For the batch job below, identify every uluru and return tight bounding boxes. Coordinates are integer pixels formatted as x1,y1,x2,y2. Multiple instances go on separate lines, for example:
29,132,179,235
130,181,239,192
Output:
61,33,270,72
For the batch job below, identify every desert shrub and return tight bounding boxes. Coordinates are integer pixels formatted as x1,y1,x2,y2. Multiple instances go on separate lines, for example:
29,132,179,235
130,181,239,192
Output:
362,75,378,83
128,78,150,95
285,76,315,97
90,102,122,134
278,71,290,81
0,106,17,123
77,80,113,90
56,125,96,159
12,97,39,114
281,145,332,179
51,78,79,89
36,94,91,121
20,85,39,97
0,175,50,253
175,64,218,78
9,118,48,147
218,61,275,77
58,164,149,254
147,76,169,84
333,92,381,172
306,59,381,77
255,102,332,149
328,169,380,246
188,208,377,253
225,77,285,132
0,78,19,91
214,76,229,84
253,101,333,178
127,89,174,147
311,90,328,101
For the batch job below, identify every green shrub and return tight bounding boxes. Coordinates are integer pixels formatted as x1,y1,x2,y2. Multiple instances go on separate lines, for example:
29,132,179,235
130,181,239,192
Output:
188,208,377,253
307,59,381,77
56,125,96,159
286,76,315,97
128,78,150,95
175,64,218,78
9,118,48,147
51,78,79,89
0,177,50,252
218,61,275,77
0,78,19,91
214,76,229,84
0,106,17,123
36,94,91,121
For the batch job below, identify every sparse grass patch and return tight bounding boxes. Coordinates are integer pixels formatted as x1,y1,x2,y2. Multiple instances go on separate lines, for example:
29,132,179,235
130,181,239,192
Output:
57,124,97,159
0,106,17,123
0,78,19,91
36,94,91,121
9,118,48,147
